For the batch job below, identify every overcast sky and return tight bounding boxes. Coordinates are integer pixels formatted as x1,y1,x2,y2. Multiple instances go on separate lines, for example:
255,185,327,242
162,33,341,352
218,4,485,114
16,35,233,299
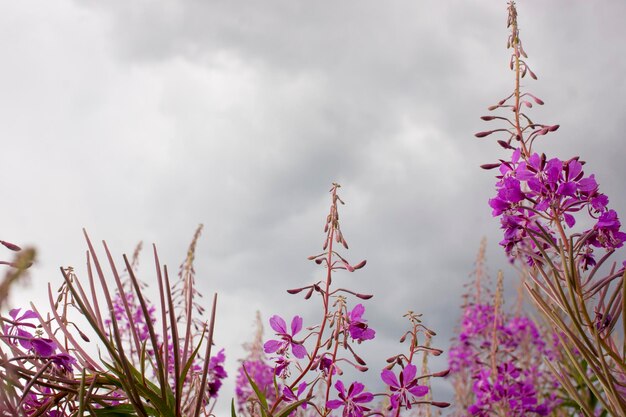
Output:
2,1,625,414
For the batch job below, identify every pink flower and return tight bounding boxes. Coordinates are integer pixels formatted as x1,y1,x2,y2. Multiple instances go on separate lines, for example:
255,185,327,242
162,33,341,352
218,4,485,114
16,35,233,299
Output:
263,315,307,359
381,364,428,409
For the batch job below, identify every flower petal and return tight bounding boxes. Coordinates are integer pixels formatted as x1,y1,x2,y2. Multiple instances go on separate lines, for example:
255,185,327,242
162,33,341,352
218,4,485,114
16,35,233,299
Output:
408,385,429,398
402,364,417,382
381,369,399,388
326,400,343,410
291,342,307,359
263,339,282,354
269,315,287,334
290,315,303,335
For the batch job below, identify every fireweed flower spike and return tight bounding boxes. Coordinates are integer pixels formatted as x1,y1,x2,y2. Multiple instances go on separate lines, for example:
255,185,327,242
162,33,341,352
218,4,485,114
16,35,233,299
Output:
244,184,448,417
264,314,307,359
477,2,626,415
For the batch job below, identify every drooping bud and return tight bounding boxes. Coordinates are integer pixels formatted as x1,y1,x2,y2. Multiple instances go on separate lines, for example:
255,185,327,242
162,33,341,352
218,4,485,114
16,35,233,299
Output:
352,260,367,270
497,140,514,149
304,287,315,300
0,240,21,251
475,130,494,138
481,163,501,170
355,293,373,300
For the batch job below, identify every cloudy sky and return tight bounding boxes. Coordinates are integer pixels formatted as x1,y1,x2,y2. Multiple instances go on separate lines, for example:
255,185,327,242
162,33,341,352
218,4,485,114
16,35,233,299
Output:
1,0,625,414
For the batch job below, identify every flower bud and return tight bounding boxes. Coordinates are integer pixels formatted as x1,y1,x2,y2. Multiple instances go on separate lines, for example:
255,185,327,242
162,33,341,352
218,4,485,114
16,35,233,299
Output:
475,131,493,138
304,287,314,300
0,240,21,251
480,163,501,170
352,260,366,270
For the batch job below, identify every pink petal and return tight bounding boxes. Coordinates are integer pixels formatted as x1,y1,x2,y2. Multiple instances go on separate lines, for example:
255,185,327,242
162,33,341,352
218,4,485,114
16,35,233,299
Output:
408,385,429,398
291,342,307,359
263,339,282,354
326,400,343,410
350,381,365,397
269,315,287,334
381,369,399,388
334,380,346,395
354,392,374,404
290,316,303,335
402,364,417,382
350,304,365,321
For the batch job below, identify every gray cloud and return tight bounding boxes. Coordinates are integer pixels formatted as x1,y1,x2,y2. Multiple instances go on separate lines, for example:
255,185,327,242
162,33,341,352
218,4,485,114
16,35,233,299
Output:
1,0,625,414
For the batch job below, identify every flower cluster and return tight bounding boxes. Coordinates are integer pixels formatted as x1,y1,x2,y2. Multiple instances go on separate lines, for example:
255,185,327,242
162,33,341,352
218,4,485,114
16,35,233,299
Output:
3,308,78,374
489,148,626,267
448,300,561,416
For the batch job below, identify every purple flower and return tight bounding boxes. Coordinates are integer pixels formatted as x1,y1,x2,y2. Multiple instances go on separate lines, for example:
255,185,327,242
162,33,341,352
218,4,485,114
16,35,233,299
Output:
50,353,77,373
273,356,291,377
326,380,373,417
4,308,37,349
381,364,428,409
264,315,307,359
207,349,228,398
347,304,375,343
30,338,57,357
282,382,308,409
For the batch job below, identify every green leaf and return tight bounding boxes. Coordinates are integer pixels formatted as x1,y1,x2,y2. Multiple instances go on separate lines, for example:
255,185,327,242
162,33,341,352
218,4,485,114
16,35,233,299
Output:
275,399,308,417
91,404,138,417
231,399,238,417
243,365,269,417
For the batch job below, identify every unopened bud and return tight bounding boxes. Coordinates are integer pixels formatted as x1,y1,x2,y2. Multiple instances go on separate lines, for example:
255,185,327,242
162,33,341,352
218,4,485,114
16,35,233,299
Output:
431,402,451,408
548,124,560,132
356,365,368,372
480,116,496,121
0,240,21,251
352,260,366,270
433,368,450,377
497,140,514,150
353,352,366,366
487,105,499,111
480,163,501,170
474,131,493,138
304,287,314,300
315,258,323,265
355,293,373,300
287,287,305,294
78,329,90,342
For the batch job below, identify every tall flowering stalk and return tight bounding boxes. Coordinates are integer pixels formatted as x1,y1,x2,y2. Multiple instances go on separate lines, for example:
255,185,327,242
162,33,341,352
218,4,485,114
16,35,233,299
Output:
0,227,225,417
477,2,626,415
449,240,566,416
238,183,449,417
